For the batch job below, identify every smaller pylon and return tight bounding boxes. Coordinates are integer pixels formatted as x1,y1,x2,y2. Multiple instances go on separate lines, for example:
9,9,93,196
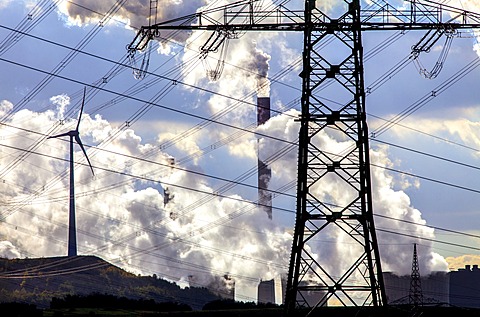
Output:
409,243,423,307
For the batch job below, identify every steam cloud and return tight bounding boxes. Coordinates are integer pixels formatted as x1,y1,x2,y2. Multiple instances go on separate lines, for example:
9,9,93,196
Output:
57,0,206,29
0,91,449,302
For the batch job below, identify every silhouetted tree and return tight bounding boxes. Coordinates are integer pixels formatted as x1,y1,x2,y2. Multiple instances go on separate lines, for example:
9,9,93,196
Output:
0,302,42,317
203,299,279,311
50,293,192,312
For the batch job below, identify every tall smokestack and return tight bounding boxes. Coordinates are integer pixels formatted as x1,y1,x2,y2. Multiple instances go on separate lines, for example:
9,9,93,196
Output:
257,96,272,220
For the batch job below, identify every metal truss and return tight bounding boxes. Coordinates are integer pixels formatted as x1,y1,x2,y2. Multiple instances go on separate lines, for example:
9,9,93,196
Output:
127,0,480,315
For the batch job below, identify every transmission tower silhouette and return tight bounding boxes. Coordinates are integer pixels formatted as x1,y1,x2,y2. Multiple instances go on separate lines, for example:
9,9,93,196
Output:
409,243,424,307
127,0,480,315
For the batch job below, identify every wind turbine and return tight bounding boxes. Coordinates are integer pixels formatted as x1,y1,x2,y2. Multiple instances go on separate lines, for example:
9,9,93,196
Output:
48,87,94,257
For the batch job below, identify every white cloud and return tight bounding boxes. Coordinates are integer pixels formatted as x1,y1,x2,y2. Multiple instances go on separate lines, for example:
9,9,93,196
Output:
0,241,22,259
55,0,206,36
256,108,448,277
0,0,13,10
50,94,70,121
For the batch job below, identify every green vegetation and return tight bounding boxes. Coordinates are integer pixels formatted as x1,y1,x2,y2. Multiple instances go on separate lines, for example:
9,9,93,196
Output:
0,256,221,310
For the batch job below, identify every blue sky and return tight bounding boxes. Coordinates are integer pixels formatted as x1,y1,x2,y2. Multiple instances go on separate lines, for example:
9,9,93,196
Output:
1,0,480,302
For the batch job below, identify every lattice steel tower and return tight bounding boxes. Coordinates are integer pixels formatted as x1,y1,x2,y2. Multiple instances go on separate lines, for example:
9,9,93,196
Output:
127,0,480,315
286,0,385,310
409,243,424,306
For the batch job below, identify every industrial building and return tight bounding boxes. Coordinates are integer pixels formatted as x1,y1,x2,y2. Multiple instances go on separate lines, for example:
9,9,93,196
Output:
384,265,480,308
449,265,480,308
257,279,276,304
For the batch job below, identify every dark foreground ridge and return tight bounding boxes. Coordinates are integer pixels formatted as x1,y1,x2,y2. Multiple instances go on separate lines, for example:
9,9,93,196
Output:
2,256,480,316
3,303,480,317
0,255,221,310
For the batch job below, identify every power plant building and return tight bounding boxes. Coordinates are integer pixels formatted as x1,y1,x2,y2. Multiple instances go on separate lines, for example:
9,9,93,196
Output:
449,265,480,308
383,271,449,305
257,279,275,304
384,265,480,308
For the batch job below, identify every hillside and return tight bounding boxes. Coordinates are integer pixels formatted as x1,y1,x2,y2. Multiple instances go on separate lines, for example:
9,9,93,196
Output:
0,255,221,310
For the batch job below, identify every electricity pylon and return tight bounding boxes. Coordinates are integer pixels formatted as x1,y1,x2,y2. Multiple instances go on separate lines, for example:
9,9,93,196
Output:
127,0,480,315
409,243,423,307
48,87,94,257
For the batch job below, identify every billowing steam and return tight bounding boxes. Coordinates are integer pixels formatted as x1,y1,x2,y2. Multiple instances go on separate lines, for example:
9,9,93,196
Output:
249,45,271,98
0,90,449,301
0,241,21,259
0,96,293,300
256,110,449,277
57,0,206,29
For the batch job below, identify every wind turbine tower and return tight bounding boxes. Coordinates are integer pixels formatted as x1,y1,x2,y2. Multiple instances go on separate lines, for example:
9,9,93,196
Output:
48,87,94,257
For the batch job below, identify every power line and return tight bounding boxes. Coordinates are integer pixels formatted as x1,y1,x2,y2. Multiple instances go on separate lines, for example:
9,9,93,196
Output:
0,141,295,219
4,123,480,246
375,213,480,241
0,23,297,119
373,139,480,172
371,56,480,137
372,163,480,195
377,228,480,252
368,112,480,153
2,1,480,298
0,56,299,167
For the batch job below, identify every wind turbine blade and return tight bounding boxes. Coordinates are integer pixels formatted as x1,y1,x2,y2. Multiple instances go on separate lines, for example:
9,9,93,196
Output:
48,131,71,139
75,135,94,176
76,87,86,132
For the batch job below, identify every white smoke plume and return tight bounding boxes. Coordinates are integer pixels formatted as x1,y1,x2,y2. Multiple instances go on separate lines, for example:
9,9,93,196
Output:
50,94,70,122
55,0,210,54
0,95,294,300
256,110,449,277
0,241,22,259
0,97,450,302
248,44,271,98
117,0,451,280
56,0,206,29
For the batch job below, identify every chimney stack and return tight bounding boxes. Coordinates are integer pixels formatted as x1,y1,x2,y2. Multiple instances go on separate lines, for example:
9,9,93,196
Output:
257,97,272,219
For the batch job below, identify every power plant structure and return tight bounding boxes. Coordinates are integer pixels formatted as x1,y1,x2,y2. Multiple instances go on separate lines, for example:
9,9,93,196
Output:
383,271,450,306
127,0,480,315
383,266,480,308
257,96,272,220
257,279,275,304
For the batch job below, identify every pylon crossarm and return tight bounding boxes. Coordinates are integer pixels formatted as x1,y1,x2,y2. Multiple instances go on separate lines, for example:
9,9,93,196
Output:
360,0,480,29
127,1,306,52
128,0,480,54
